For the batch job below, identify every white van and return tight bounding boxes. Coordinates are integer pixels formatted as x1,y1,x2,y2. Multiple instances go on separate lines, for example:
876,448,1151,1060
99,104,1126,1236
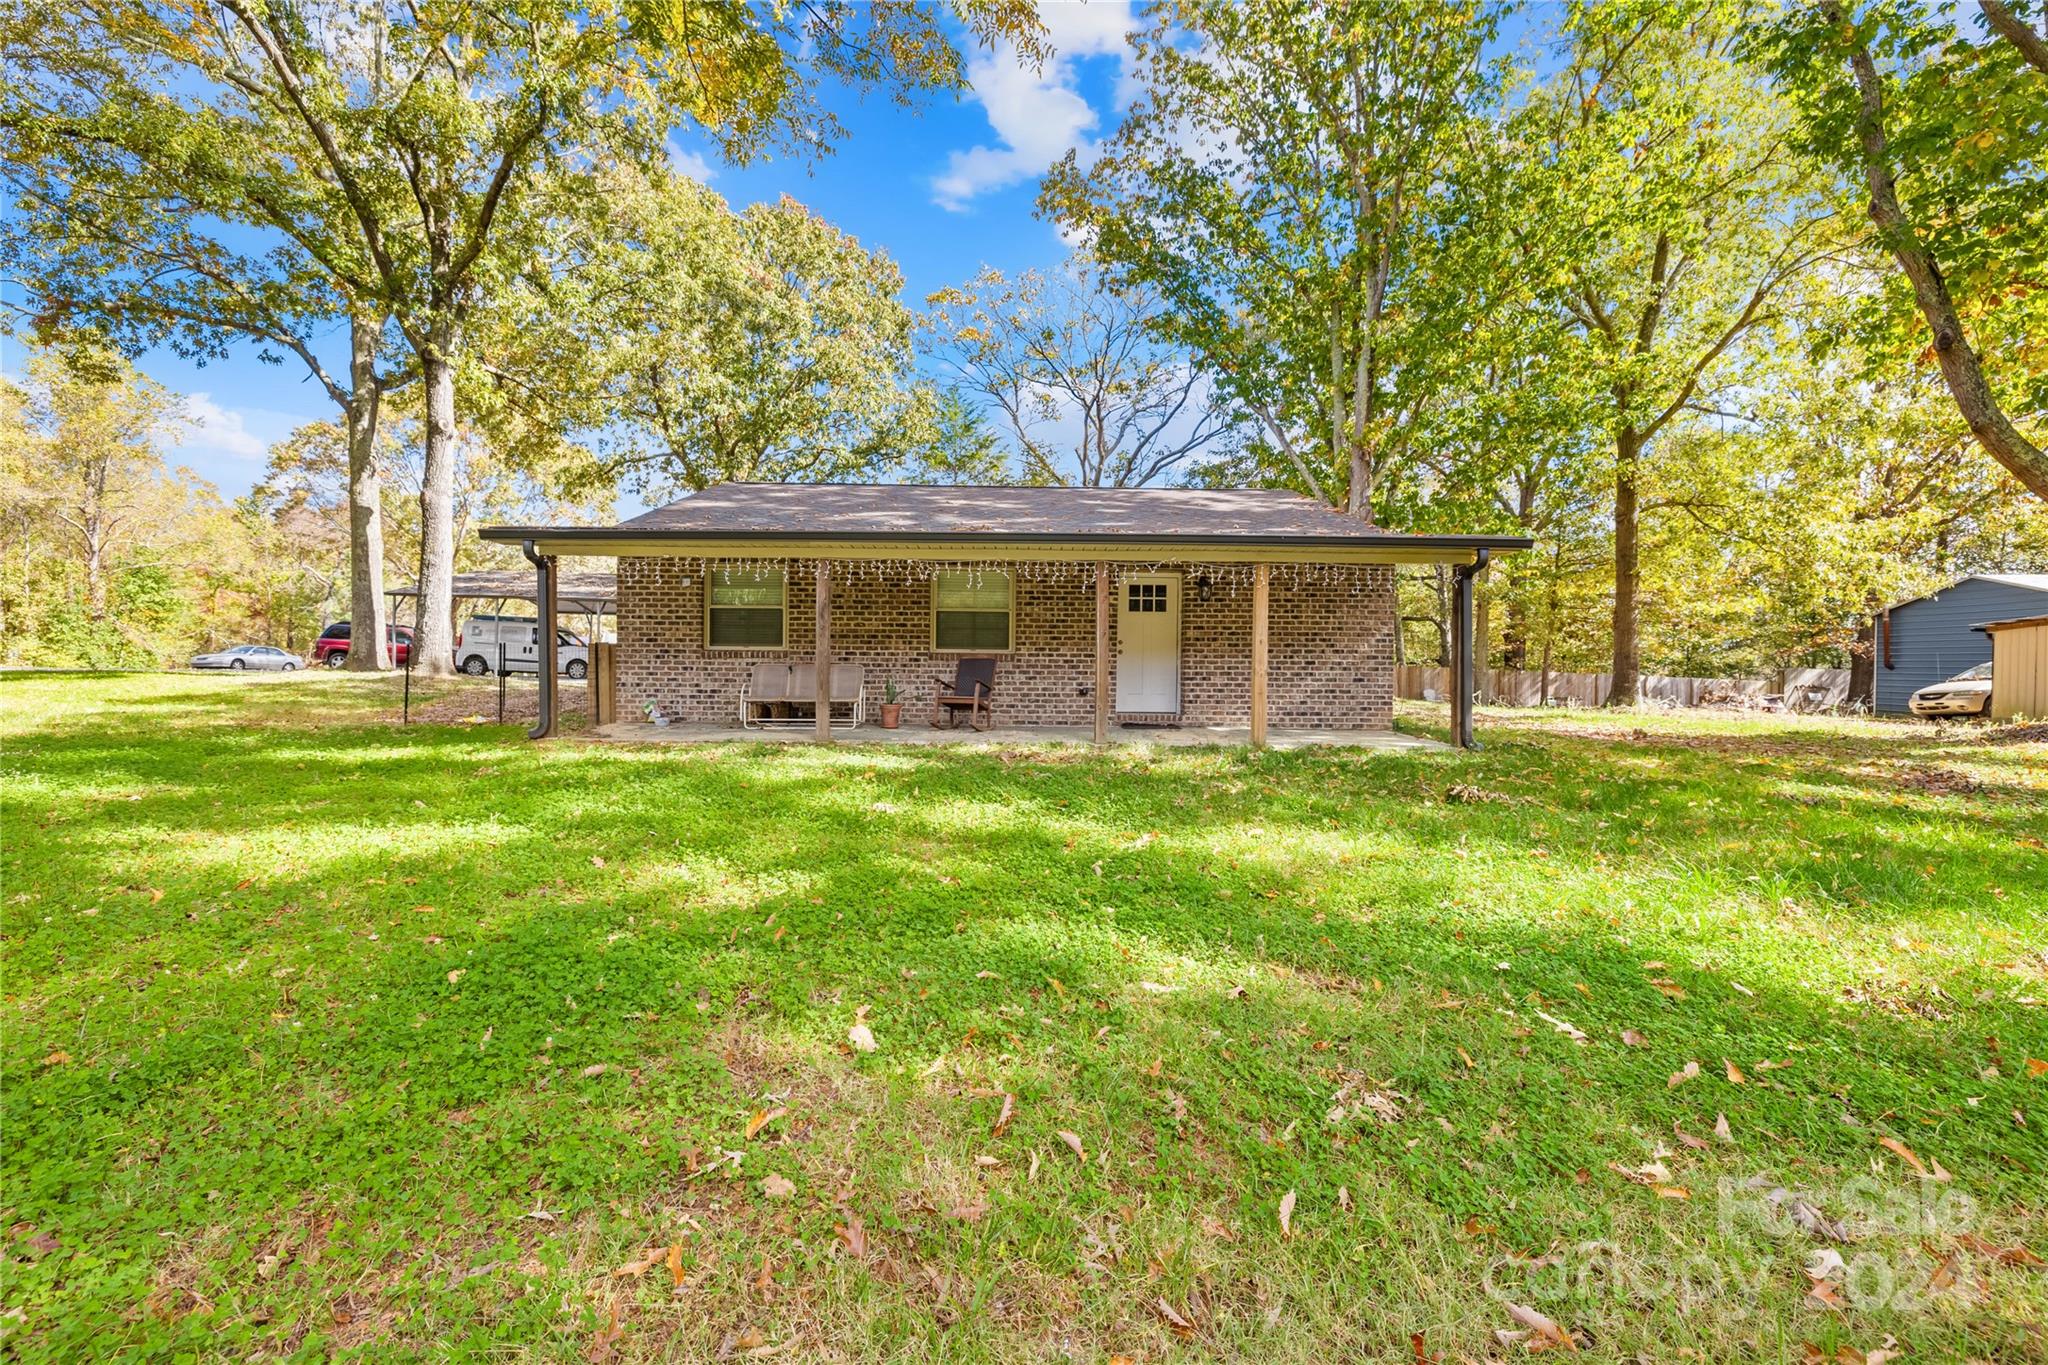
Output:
456,614,590,679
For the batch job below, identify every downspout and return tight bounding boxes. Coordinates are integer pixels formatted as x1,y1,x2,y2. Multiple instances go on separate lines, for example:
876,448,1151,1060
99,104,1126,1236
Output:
1453,549,1490,750
523,538,557,740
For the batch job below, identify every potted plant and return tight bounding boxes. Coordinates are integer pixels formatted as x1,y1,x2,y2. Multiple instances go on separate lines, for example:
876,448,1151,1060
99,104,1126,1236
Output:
878,679,902,729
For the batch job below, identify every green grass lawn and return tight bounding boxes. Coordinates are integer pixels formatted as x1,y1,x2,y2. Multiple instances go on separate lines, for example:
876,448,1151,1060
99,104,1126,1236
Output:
3,672,2044,1363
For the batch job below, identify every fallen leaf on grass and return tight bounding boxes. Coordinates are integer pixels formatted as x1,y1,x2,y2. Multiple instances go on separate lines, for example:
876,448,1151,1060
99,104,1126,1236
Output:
586,1307,624,1362
1502,1300,1578,1352
835,1211,867,1259
1338,1186,1352,1212
1536,1011,1589,1044
1673,1122,1710,1150
745,1107,788,1140
1056,1130,1086,1162
1805,1248,1848,1310
1620,1029,1648,1047
1668,1060,1700,1089
446,969,465,985
41,1051,70,1067
613,1250,658,1278
1278,1189,1297,1238
666,1242,685,1290
580,1063,609,1078
1608,1160,1673,1187
1954,1232,2045,1267
1714,1112,1733,1143
846,1022,878,1053
1724,1059,1747,1085
1879,1135,1951,1181
1153,1297,1196,1338
759,1174,795,1200
993,1092,1015,1136
2027,1057,2047,1079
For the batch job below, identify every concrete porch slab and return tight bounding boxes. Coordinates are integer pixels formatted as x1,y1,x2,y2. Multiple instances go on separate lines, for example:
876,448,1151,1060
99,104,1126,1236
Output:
586,720,1451,752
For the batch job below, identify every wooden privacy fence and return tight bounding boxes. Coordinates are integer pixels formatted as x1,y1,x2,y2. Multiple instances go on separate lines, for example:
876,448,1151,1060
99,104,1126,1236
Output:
1396,665,1853,710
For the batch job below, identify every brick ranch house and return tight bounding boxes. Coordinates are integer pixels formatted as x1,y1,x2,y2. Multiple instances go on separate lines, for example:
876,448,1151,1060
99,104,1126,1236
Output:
480,483,1530,747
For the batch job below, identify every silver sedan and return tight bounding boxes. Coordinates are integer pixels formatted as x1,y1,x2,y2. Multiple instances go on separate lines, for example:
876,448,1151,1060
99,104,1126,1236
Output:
190,645,303,671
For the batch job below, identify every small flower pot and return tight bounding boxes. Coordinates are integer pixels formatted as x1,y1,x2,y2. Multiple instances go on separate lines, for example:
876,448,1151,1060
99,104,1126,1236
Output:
878,702,902,729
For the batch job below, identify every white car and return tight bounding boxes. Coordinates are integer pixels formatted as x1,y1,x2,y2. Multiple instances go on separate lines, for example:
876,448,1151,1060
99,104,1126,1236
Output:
191,644,301,671
455,614,590,679
1909,663,1992,718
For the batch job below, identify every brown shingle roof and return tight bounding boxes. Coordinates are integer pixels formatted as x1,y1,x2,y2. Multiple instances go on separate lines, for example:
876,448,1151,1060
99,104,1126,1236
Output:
620,483,1393,539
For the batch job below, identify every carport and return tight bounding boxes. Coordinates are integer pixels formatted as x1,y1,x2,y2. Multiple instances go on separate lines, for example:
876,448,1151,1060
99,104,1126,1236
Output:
386,569,617,660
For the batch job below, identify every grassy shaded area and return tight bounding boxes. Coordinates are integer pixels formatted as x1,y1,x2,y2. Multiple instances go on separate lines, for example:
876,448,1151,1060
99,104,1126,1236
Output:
3,672,2044,1362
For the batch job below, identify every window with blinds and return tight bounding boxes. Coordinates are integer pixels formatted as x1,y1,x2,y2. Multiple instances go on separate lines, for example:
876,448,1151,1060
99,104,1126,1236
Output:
932,570,1013,652
706,568,787,648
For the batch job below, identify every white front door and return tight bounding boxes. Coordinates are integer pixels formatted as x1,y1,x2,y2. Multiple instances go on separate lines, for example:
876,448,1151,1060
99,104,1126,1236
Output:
1116,573,1181,714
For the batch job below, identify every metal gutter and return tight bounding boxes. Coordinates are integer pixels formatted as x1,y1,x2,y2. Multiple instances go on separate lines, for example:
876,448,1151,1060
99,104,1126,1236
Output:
522,538,557,740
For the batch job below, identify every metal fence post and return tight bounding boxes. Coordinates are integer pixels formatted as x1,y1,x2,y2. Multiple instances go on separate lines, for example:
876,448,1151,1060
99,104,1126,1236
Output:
498,643,506,722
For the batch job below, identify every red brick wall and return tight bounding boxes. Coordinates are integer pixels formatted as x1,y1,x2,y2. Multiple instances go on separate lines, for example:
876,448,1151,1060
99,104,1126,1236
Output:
615,558,1394,730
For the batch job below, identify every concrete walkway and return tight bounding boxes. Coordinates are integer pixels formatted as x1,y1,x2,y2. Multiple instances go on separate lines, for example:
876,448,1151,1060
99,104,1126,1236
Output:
587,720,1450,752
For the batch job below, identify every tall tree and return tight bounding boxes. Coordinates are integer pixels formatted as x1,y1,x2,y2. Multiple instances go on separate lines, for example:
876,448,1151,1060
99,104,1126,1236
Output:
924,260,1235,487
484,173,937,503
1507,5,1836,704
0,346,187,619
1043,0,1502,519
1,7,442,669
1754,0,2048,500
6,0,1041,673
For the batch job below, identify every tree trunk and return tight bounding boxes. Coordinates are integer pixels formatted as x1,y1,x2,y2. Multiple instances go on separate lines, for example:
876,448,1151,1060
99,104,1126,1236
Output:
1834,8,2048,502
1501,595,1528,670
1847,615,1876,709
1473,584,1491,701
1432,565,1451,666
413,330,458,677
84,536,106,618
1608,427,1642,706
1979,0,2048,76
345,315,392,671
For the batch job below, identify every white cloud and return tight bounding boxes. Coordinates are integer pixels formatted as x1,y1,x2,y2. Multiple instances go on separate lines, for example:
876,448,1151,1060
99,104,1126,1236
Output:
932,1,1139,211
182,393,267,460
666,141,717,183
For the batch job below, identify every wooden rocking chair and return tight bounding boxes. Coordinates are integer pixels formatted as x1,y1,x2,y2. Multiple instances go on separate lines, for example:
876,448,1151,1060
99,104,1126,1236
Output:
930,657,997,731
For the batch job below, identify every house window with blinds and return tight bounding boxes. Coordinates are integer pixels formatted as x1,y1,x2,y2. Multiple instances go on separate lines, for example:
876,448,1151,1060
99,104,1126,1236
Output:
932,570,1013,652
705,567,787,649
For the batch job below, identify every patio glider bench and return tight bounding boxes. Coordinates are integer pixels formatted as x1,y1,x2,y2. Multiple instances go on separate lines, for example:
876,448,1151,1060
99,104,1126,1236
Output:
739,662,866,729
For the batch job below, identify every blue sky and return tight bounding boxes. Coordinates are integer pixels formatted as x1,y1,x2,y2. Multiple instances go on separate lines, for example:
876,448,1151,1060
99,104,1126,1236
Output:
30,2,1144,502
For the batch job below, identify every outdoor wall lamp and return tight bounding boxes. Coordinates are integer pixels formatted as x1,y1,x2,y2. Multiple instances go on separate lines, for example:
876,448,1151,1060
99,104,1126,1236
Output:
1195,574,1213,603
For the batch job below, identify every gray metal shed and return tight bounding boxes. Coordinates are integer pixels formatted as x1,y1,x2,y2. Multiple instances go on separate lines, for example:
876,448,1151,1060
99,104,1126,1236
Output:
1876,573,2048,714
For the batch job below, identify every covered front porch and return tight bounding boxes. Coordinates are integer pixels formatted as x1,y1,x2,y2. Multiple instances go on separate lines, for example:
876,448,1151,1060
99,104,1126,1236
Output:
485,483,1530,750
588,717,1452,751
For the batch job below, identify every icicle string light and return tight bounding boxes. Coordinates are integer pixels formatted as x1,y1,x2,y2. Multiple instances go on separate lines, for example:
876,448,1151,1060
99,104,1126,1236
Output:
693,557,1380,596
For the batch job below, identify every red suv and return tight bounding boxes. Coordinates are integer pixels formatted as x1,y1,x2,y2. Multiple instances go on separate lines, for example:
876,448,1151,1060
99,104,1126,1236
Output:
310,621,416,668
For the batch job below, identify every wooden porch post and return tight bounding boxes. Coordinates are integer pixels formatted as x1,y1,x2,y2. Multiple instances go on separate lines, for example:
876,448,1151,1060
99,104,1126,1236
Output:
1094,562,1110,746
815,561,832,743
1250,563,1269,748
